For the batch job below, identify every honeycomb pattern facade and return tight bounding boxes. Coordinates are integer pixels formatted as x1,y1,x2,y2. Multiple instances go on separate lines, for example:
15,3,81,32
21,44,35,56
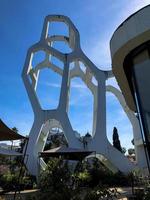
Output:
22,15,141,176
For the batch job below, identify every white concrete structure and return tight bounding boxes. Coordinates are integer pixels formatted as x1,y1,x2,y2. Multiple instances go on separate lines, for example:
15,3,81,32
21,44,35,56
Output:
106,85,147,172
110,5,150,174
22,15,144,177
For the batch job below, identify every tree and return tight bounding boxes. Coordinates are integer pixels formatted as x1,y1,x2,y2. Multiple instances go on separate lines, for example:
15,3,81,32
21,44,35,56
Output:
122,147,126,154
12,127,18,133
131,139,134,145
112,127,122,152
128,148,135,155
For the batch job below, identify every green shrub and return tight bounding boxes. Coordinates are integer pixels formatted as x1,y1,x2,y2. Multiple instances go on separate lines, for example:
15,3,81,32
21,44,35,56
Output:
144,188,150,200
1,171,18,190
37,157,134,199
84,185,119,200
0,169,36,191
39,158,71,191
74,170,91,187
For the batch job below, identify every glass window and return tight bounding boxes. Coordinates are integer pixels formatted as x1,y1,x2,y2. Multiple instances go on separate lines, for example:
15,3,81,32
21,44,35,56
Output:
133,50,150,140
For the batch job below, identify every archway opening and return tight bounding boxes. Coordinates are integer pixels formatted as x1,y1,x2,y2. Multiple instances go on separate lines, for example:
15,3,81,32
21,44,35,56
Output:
44,126,68,151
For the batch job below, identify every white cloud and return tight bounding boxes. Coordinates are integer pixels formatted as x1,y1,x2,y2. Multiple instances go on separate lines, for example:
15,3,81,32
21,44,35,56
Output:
83,0,150,69
43,82,61,88
43,80,87,89
69,88,92,106
71,82,87,89
120,0,150,21
69,78,93,106
81,0,149,149
84,36,112,69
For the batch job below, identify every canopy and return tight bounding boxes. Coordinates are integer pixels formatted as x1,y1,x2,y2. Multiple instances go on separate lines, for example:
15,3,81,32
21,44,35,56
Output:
0,119,26,141
0,148,23,156
39,146,94,160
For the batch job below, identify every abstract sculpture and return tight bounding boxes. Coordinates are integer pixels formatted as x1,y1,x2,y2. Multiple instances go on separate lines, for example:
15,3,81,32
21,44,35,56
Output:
22,15,146,176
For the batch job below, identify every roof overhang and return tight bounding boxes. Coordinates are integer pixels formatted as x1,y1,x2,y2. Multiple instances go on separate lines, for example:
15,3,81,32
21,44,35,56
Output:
39,146,94,160
110,5,150,111
0,119,26,141
0,148,23,156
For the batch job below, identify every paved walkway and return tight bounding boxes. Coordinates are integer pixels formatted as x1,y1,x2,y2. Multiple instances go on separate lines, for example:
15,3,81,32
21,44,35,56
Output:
0,187,143,199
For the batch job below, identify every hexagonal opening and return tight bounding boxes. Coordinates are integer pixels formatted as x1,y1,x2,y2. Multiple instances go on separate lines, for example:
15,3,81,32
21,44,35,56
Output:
92,76,98,86
68,77,94,137
48,21,69,37
51,41,72,53
106,91,134,153
49,55,64,69
32,50,46,68
79,61,86,73
36,68,62,110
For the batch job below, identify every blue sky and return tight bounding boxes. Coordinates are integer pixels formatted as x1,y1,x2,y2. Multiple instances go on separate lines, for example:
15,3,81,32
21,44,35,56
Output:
0,0,149,150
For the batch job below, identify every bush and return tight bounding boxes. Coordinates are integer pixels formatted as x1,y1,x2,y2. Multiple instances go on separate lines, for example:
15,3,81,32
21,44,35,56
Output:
0,169,36,191
39,158,71,191
22,175,36,189
73,170,91,188
37,157,134,199
0,171,18,191
84,185,119,200
144,188,150,200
